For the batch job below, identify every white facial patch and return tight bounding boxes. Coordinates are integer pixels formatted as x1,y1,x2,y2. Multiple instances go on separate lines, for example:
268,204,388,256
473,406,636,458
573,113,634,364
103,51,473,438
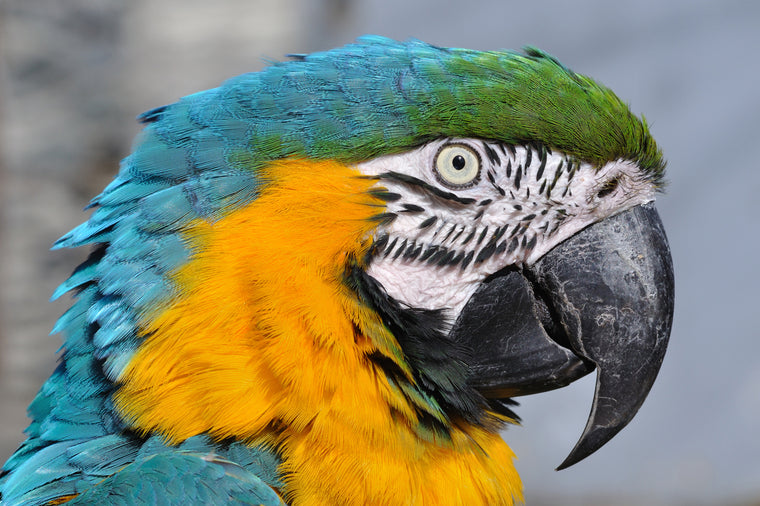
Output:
356,138,657,320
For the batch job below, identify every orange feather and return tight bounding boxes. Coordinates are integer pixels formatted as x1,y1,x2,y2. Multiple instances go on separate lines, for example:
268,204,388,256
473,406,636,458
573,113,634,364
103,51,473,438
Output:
114,158,522,505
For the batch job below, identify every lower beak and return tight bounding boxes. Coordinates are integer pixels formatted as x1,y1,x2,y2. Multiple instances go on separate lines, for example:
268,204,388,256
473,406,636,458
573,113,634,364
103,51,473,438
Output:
450,203,674,468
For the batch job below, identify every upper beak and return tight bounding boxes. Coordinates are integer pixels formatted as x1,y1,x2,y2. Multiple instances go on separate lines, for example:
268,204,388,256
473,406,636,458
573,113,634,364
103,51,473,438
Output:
450,203,674,468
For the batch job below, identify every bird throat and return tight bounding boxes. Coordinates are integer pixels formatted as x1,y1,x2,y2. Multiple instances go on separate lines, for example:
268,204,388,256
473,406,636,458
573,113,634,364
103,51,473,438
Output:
113,158,522,505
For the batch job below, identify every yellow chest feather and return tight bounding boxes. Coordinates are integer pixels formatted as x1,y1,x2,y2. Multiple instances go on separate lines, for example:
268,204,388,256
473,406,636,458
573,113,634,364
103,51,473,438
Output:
114,159,522,505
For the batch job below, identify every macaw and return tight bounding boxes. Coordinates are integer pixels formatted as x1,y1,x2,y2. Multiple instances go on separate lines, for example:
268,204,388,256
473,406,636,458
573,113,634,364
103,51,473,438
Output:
0,36,674,505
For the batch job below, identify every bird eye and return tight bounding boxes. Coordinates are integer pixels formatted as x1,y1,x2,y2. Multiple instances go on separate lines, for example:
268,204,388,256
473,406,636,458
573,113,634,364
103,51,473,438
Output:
434,144,481,188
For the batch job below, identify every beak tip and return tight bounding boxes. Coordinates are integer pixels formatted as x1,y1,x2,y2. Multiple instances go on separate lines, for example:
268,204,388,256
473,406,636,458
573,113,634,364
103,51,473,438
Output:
555,424,620,470
555,453,586,471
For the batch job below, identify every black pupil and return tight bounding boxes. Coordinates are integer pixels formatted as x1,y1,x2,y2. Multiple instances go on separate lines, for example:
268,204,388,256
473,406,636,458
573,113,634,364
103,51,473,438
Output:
452,155,466,171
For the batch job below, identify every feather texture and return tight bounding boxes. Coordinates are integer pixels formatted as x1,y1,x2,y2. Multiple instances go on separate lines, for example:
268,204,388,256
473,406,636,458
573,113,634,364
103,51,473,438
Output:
1,36,665,505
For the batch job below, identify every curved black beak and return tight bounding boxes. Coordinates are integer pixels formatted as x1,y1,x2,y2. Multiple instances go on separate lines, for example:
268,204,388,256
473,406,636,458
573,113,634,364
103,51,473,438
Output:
451,203,674,469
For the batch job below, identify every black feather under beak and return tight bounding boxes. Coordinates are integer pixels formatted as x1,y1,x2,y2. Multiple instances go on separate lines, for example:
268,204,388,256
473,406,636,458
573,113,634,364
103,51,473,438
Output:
451,202,674,469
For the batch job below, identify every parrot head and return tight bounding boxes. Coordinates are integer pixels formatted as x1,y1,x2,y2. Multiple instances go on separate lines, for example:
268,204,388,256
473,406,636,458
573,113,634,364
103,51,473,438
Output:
1,37,673,506
357,136,672,470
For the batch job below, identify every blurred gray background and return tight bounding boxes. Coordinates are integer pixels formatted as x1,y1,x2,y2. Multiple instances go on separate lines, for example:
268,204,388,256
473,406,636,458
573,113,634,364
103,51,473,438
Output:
1,1,758,504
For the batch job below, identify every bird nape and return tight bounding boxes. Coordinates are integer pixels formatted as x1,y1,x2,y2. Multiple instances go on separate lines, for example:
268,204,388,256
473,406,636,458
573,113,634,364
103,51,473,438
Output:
0,36,674,506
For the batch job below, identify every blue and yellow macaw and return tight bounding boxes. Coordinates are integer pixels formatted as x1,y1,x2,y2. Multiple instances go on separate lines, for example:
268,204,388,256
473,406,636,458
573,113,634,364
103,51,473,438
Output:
0,37,674,505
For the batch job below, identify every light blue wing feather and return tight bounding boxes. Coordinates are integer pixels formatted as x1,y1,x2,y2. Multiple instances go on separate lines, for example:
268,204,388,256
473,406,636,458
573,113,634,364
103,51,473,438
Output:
65,452,284,506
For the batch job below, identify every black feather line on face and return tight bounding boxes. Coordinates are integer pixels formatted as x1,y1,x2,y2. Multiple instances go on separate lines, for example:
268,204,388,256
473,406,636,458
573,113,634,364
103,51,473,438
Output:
383,237,398,258
450,225,465,244
376,172,477,205
484,143,501,165
344,263,518,434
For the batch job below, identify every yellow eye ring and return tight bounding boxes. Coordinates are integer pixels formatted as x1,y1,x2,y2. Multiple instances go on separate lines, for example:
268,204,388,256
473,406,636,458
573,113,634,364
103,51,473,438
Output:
434,143,481,188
